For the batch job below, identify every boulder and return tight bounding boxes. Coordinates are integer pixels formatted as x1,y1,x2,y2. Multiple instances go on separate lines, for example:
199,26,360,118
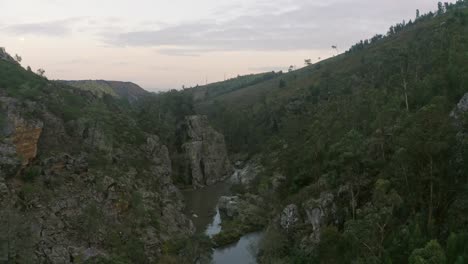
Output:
280,204,300,231
218,196,240,218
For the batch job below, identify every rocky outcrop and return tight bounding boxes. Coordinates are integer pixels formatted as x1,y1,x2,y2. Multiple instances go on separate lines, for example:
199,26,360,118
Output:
0,98,194,262
232,158,264,187
182,115,232,188
302,192,337,243
67,118,113,153
451,92,468,120
0,97,43,175
218,196,240,218
280,204,300,231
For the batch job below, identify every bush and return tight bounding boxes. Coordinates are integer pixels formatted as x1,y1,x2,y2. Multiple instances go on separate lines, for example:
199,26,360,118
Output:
22,166,41,182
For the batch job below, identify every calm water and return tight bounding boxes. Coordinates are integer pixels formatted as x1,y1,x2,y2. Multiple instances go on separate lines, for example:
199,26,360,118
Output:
182,173,264,264
182,180,231,233
212,232,263,264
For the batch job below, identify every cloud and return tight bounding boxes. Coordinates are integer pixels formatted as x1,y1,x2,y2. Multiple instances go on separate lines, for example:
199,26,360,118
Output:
101,0,423,55
2,17,85,37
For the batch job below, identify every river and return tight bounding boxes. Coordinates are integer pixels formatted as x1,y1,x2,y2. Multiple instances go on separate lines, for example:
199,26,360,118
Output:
182,177,263,264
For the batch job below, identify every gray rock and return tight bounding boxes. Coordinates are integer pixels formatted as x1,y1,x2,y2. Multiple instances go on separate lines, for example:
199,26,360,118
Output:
451,93,468,118
218,196,240,218
303,192,336,243
232,158,264,187
182,115,232,188
271,172,287,191
280,204,300,231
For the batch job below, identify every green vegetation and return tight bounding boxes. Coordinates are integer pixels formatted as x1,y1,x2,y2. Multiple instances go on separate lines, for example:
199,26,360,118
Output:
1,1,468,263
62,80,119,97
184,1,468,262
187,72,281,102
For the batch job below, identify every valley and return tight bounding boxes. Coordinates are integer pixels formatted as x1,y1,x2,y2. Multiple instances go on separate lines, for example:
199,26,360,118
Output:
1,1,468,263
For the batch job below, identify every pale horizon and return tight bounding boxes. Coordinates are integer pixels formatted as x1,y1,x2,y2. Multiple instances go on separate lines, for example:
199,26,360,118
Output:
1,0,450,91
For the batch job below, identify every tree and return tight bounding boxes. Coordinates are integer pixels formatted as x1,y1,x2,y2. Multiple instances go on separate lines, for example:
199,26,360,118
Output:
14,54,22,63
332,45,339,54
416,9,420,19
26,66,31,72
288,65,294,72
399,51,410,112
344,179,402,260
438,2,445,15
36,68,45,77
279,79,286,88
304,59,312,66
409,240,446,264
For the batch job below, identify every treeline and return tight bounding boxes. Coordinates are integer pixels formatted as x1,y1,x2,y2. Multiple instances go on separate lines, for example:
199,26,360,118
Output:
347,0,468,54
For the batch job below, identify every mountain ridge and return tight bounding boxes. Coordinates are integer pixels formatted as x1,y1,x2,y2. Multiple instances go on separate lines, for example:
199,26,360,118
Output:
61,79,149,103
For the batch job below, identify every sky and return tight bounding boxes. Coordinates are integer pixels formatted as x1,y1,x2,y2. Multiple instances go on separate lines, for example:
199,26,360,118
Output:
0,0,452,91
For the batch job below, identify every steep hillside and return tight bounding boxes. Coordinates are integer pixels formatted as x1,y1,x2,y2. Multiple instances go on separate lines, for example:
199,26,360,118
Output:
186,2,468,263
186,72,281,102
62,80,149,103
0,59,210,263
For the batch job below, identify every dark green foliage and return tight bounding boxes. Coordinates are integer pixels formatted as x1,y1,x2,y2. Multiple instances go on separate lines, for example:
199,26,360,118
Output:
21,166,41,182
187,2,468,263
447,233,468,264
409,240,446,264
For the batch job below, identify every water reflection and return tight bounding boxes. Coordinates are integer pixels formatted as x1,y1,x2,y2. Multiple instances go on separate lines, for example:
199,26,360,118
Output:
212,232,263,264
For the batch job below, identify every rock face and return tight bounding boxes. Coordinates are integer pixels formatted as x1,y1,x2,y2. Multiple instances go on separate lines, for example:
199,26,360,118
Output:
451,92,468,119
280,204,300,231
0,97,194,263
232,158,264,187
218,196,240,218
0,97,43,174
182,115,232,188
303,192,337,243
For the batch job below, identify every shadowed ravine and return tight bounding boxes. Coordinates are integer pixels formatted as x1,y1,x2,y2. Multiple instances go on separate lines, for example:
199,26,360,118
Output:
182,174,263,264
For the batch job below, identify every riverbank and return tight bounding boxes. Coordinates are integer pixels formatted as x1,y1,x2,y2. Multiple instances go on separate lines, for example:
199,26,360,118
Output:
181,171,267,263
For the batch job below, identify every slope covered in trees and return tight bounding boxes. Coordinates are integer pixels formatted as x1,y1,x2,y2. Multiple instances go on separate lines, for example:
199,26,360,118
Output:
186,1,468,262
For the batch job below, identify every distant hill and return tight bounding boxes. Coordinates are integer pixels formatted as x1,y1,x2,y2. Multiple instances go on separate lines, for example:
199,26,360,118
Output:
61,79,149,102
186,72,281,102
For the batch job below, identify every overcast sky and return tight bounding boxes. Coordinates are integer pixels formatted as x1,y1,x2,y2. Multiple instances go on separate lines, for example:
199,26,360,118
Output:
0,0,452,90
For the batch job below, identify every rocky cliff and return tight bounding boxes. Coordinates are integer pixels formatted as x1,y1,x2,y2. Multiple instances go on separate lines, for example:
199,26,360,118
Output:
0,95,194,262
181,115,232,188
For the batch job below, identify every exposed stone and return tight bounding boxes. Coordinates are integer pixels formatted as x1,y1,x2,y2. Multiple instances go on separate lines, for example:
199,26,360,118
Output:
0,97,43,175
271,172,287,191
280,204,300,231
182,115,232,188
451,92,468,119
303,192,337,244
232,158,264,187
67,118,112,153
218,196,240,218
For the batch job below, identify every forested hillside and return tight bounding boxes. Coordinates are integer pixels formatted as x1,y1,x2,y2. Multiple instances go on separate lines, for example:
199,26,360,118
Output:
186,1,468,263
1,1,468,263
